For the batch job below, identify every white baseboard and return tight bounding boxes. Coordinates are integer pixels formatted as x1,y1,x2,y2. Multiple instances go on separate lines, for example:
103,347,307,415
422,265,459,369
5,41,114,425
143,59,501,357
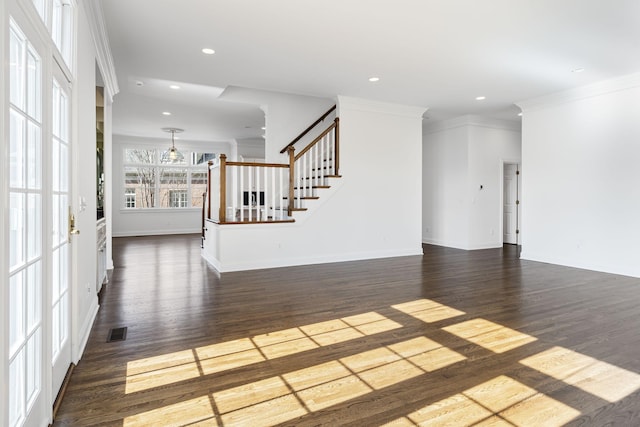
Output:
203,247,423,273
520,251,640,279
112,228,200,237
422,237,503,251
74,298,99,364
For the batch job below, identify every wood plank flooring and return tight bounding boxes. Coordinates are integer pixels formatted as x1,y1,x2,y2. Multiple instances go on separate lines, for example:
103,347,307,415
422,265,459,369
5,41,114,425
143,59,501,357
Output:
54,235,640,426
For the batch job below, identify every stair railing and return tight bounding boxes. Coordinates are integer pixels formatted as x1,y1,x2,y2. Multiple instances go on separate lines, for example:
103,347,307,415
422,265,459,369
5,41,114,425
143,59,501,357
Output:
205,109,340,223
288,118,340,215
280,105,336,154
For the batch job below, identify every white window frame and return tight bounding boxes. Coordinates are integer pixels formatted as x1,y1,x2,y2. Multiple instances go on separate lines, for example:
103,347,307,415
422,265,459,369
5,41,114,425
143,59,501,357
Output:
120,146,212,210
169,190,188,208
124,189,136,209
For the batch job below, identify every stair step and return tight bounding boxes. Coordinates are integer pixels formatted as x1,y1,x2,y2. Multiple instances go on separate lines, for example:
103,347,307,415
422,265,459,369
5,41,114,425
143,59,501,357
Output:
293,185,330,190
302,175,341,180
283,196,320,200
290,207,308,212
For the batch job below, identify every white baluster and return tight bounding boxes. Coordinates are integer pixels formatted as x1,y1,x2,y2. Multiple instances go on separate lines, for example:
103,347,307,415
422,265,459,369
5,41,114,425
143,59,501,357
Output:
312,144,317,187
279,167,284,219
232,166,237,222
329,131,335,175
239,166,244,222
320,137,325,186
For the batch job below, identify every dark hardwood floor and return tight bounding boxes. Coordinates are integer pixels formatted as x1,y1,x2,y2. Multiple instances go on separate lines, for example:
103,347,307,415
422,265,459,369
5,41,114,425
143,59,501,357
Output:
54,235,640,426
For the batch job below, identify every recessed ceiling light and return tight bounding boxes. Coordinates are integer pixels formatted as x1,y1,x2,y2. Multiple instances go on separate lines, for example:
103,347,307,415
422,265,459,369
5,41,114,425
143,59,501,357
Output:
202,48,215,55
368,77,380,82
261,126,266,130
162,111,171,116
517,112,523,117
135,80,144,87
169,85,181,90
572,68,585,73
475,96,486,101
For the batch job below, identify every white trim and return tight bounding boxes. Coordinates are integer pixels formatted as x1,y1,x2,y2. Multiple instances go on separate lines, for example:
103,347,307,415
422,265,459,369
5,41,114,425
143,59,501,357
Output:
0,1,8,423
500,159,522,246
203,247,423,273
516,72,640,112
520,251,640,279
338,95,427,119
113,228,201,237
424,114,522,134
73,300,98,364
82,0,118,100
422,238,503,251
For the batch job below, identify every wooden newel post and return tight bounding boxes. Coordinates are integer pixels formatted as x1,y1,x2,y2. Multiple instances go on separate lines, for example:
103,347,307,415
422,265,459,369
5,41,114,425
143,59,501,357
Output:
288,146,295,217
219,154,227,222
334,117,340,176
201,192,206,238
207,160,213,220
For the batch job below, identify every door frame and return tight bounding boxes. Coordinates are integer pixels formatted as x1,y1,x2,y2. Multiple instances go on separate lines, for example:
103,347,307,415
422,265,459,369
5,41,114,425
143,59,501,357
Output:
499,159,522,249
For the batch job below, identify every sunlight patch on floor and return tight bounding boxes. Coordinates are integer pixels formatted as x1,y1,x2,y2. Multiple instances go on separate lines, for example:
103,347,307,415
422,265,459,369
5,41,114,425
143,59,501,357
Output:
205,335,465,425
392,298,466,323
443,318,537,353
383,375,581,426
125,311,401,394
520,346,640,403
122,395,217,427
122,302,640,426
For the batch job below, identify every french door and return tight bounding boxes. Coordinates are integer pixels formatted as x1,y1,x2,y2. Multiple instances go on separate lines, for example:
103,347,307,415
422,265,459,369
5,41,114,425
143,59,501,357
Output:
51,68,72,398
8,19,45,427
6,3,74,425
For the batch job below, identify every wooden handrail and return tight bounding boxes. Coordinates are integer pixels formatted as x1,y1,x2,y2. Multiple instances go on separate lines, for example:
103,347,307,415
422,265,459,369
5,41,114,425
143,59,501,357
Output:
295,119,338,161
279,105,336,153
225,161,289,168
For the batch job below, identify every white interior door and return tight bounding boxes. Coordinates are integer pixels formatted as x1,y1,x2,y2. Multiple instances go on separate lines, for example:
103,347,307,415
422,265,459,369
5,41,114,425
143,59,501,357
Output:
503,163,519,244
50,71,72,395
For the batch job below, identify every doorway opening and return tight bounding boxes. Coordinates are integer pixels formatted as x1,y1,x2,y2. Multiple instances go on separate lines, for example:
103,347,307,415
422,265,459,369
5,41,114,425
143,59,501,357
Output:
502,162,521,255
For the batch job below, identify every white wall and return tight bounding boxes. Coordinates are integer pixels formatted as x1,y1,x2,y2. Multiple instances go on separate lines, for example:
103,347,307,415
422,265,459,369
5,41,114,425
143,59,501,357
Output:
263,95,335,162
518,73,640,278
422,124,469,248
72,1,101,362
423,116,521,249
218,86,334,163
203,96,425,272
111,135,233,236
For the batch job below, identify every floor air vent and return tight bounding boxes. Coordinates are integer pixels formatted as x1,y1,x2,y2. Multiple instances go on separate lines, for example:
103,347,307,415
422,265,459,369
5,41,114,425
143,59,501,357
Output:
107,327,127,342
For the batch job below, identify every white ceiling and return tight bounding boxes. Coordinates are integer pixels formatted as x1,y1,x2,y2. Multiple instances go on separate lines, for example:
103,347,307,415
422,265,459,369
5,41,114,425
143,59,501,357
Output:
101,0,640,143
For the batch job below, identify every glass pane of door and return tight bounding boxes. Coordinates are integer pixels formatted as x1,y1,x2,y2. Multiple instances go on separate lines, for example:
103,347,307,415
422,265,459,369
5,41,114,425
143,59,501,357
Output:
8,20,43,427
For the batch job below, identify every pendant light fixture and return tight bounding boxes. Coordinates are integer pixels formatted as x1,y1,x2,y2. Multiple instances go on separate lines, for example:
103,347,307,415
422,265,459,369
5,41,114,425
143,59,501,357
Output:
161,127,185,163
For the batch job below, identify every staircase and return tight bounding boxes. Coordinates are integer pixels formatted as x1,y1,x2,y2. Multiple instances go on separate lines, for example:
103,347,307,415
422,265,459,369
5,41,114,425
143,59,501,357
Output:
203,106,340,226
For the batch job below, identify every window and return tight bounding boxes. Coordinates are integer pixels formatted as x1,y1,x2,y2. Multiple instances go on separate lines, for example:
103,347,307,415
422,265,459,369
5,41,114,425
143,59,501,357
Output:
124,190,136,208
122,148,214,209
52,0,73,67
169,191,188,208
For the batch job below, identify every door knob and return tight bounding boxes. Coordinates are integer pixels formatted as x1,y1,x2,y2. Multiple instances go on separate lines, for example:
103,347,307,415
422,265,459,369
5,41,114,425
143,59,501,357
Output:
69,207,80,242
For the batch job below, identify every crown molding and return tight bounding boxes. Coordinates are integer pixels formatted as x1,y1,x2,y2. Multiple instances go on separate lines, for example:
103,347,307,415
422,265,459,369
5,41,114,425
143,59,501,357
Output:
424,114,521,134
516,72,640,112
338,96,427,119
82,0,119,101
